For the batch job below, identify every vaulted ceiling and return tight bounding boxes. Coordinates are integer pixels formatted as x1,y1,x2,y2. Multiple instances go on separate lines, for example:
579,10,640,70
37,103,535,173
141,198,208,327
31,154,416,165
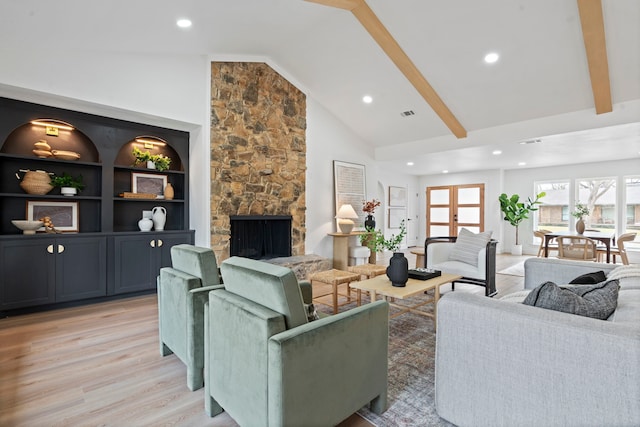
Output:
1,0,639,175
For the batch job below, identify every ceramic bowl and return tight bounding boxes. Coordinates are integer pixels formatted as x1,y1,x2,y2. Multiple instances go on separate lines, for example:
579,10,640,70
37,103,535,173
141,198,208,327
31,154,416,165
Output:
11,220,44,235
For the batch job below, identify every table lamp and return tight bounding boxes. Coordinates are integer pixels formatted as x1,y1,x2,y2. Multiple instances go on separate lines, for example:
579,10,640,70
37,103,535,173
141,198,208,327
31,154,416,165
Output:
336,204,359,234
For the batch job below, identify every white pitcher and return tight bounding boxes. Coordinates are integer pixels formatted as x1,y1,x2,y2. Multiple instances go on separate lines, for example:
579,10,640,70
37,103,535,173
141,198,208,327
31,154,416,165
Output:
152,206,166,231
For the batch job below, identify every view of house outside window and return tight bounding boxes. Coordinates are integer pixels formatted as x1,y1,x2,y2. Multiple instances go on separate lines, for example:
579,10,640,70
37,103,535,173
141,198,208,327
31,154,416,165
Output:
534,177,640,251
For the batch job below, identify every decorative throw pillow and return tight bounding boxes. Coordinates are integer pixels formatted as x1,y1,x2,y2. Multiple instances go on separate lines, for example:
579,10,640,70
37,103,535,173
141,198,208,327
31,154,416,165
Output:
448,228,492,267
303,302,320,322
569,270,607,284
523,280,619,320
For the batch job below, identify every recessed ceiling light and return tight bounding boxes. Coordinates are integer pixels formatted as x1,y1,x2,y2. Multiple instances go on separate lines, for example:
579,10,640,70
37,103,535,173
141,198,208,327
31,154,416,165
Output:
177,18,192,28
492,150,502,155
518,162,526,166
362,95,373,104
484,52,499,64
407,162,414,166
442,170,449,174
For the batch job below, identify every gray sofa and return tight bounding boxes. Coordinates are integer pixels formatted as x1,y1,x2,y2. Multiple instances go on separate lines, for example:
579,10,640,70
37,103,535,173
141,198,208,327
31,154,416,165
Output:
435,257,640,427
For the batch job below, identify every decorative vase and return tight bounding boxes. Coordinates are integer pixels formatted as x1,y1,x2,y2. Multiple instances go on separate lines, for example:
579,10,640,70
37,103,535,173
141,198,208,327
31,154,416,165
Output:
164,183,174,200
152,206,167,231
386,252,409,287
60,187,77,196
576,218,585,234
138,217,153,232
364,214,376,229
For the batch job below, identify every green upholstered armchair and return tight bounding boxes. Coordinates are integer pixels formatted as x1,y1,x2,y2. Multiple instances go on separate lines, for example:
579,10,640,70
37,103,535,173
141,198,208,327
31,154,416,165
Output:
158,244,222,391
204,256,389,426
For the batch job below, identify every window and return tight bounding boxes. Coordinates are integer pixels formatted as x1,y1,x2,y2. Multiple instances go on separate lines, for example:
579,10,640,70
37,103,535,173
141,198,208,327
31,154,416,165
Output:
576,178,616,232
535,181,570,232
624,177,640,245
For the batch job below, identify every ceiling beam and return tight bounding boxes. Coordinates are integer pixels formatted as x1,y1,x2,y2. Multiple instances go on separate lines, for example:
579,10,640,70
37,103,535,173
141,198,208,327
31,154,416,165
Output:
305,0,467,138
577,0,612,114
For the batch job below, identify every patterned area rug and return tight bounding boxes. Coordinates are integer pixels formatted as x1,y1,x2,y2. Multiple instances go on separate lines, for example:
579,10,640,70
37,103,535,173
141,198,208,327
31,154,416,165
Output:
316,294,454,427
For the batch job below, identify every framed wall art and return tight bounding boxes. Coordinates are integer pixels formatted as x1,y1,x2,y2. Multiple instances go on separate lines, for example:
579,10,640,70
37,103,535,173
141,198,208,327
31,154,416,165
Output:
388,208,405,229
333,160,367,229
389,186,407,207
27,200,79,232
132,172,167,196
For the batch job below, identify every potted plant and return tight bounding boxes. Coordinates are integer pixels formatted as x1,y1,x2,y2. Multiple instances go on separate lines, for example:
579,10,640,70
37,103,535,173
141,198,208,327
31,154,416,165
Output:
132,148,171,171
498,192,545,255
50,172,85,196
572,201,590,234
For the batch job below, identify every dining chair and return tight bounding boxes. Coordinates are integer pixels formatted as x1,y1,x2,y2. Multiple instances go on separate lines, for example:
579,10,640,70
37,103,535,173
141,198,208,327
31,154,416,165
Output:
534,229,557,257
556,236,598,261
597,232,636,264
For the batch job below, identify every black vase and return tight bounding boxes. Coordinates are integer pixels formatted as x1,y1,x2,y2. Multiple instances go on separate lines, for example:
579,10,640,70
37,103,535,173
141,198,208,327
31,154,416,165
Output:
364,214,376,229
386,252,409,287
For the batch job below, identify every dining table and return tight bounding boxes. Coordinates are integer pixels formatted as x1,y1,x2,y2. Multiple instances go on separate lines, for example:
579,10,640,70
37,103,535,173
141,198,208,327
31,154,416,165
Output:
543,230,616,262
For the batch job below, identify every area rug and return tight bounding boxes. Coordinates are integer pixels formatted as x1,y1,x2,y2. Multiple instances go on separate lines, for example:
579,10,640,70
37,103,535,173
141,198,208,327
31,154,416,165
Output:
317,296,454,427
497,261,525,277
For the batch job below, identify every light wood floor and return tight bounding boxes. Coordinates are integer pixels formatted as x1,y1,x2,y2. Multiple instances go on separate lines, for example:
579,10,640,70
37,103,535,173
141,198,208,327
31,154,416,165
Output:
0,253,530,426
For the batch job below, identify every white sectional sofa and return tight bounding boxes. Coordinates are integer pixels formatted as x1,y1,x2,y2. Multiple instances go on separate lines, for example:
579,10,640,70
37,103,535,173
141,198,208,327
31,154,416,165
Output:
435,258,640,427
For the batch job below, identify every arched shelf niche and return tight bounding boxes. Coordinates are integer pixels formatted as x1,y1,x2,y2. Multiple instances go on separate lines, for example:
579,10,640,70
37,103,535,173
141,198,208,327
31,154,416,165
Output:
0,119,100,163
114,135,183,171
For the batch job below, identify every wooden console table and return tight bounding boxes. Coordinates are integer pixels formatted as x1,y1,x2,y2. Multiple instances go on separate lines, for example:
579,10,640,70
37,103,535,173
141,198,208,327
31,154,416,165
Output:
328,232,376,270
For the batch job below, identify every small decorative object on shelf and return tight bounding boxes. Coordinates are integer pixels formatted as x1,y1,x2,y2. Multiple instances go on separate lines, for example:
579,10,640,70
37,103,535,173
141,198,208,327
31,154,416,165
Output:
50,172,84,196
11,220,43,235
164,182,174,200
132,147,171,172
39,216,62,233
51,150,80,161
152,206,167,231
17,169,54,195
383,220,408,287
138,215,153,232
32,139,52,158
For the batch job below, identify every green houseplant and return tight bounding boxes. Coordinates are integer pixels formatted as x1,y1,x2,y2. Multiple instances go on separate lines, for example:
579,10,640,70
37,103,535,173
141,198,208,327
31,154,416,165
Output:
360,220,407,254
50,172,84,196
498,192,545,254
132,147,172,172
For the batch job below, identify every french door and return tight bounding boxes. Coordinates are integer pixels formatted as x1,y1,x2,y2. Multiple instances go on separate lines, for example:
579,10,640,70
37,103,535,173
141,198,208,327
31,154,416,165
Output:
426,184,485,237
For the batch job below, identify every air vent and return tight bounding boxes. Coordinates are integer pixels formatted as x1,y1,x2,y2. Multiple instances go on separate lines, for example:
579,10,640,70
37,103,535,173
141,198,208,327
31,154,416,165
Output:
519,138,542,145
400,110,415,117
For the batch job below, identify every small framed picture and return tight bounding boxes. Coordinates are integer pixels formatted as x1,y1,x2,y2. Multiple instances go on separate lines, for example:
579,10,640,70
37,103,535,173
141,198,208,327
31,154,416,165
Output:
388,208,405,229
27,200,79,232
132,172,167,196
389,186,407,207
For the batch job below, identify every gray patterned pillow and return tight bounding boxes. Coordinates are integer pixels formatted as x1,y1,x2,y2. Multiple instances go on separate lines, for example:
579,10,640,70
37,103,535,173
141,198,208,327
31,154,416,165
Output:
523,280,620,320
448,228,492,267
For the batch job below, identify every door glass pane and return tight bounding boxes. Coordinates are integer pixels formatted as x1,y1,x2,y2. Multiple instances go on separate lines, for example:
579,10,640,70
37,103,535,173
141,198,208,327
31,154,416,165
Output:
429,207,449,222
577,178,616,233
536,181,569,232
430,225,450,236
458,187,479,204
430,189,449,204
457,207,480,223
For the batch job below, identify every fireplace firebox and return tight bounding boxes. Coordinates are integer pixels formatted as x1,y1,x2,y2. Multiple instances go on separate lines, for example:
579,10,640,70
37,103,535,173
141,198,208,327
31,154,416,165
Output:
230,215,292,260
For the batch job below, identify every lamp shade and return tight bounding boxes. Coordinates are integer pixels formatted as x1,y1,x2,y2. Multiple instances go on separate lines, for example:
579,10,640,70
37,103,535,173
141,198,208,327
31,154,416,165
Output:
335,204,359,219
336,204,359,234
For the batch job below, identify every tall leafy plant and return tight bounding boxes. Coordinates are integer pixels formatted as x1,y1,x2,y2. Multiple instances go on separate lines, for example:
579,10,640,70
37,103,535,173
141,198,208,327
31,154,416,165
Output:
498,192,545,245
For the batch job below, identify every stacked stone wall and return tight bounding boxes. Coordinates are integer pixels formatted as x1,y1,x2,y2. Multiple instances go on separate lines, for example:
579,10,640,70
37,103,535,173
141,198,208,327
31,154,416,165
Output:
210,62,306,261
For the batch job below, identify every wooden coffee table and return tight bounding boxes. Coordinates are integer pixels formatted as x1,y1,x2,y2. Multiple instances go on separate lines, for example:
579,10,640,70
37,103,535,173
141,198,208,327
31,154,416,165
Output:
349,273,461,327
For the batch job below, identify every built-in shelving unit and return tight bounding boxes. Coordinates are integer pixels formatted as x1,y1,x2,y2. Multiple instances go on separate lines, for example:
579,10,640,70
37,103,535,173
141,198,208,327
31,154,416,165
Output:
0,96,194,314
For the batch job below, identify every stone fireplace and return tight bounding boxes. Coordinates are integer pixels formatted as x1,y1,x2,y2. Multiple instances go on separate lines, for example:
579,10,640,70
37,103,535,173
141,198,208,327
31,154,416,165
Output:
210,62,306,262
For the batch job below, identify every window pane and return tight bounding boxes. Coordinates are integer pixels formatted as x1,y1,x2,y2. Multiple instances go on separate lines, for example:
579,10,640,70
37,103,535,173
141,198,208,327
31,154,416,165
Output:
458,187,479,204
536,181,569,232
577,178,616,232
429,207,449,222
458,207,480,223
624,177,640,247
430,189,449,204
429,225,450,236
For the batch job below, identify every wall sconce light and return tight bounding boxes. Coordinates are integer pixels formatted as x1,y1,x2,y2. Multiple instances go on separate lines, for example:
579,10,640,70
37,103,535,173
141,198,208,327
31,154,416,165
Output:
134,136,167,149
31,119,75,136
335,204,359,234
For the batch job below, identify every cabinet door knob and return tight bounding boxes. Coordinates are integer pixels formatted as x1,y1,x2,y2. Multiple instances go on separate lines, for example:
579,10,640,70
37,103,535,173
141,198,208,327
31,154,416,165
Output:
157,239,163,247
150,240,156,248
47,244,54,254
58,244,65,254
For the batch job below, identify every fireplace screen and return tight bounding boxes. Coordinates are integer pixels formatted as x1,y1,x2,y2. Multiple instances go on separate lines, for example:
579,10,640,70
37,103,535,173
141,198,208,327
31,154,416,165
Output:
230,215,292,260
